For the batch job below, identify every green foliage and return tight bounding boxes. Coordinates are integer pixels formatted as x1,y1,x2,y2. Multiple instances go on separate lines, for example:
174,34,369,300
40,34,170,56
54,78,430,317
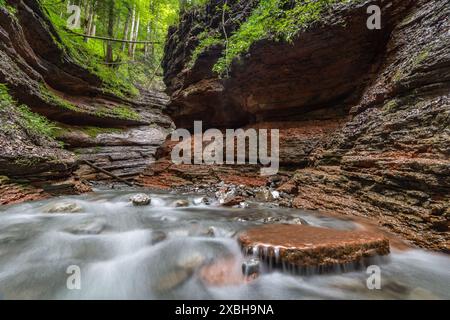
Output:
188,31,223,68
41,0,184,92
82,126,123,138
187,0,356,76
214,0,357,75
1,84,60,140
53,125,123,138
0,83,13,109
42,8,138,97
0,0,17,16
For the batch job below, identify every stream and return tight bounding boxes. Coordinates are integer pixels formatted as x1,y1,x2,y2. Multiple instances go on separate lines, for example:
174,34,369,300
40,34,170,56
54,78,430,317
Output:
0,190,448,300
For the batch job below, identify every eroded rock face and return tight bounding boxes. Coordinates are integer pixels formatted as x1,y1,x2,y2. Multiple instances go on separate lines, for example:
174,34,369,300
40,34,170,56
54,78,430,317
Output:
163,0,414,130
291,0,450,252
0,0,171,127
0,0,172,194
160,0,449,251
239,225,390,270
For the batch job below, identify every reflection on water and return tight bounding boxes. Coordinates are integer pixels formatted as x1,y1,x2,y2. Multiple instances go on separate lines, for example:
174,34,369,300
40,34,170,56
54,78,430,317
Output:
0,190,448,300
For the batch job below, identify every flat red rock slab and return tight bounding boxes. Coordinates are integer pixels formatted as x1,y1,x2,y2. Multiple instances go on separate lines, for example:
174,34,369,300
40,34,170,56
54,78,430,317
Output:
239,225,390,269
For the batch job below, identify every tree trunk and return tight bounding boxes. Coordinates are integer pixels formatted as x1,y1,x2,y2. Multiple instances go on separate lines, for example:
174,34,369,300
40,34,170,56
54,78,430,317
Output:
121,8,131,52
131,13,140,58
84,1,95,42
105,0,115,64
128,5,136,56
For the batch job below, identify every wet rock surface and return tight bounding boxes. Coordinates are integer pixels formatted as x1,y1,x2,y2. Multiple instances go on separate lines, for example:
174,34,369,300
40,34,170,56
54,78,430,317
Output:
0,176,91,206
242,258,261,277
239,224,390,270
158,0,450,252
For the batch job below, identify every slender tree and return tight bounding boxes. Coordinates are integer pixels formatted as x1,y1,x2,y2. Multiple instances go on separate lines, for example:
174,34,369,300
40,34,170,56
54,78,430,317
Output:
105,0,115,63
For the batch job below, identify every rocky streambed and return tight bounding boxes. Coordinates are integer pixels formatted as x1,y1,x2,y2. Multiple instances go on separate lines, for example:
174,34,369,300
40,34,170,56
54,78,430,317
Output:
0,189,448,300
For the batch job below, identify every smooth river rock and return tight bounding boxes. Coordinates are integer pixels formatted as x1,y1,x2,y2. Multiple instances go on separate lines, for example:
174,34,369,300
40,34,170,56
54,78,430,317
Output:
44,202,83,214
130,194,151,206
238,225,390,270
173,199,190,207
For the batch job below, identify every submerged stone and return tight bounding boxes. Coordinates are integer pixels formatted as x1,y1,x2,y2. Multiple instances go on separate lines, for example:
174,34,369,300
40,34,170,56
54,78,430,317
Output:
44,202,83,214
174,199,190,207
155,269,191,292
151,230,168,245
65,221,105,235
200,258,245,287
239,225,390,270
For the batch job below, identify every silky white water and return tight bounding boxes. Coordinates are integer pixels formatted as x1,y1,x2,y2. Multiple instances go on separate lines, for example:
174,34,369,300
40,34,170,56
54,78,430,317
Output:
0,190,448,300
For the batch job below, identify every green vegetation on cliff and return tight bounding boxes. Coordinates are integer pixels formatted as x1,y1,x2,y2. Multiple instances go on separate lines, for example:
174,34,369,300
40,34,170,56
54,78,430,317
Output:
1,84,59,140
95,105,141,121
0,0,15,13
190,0,358,76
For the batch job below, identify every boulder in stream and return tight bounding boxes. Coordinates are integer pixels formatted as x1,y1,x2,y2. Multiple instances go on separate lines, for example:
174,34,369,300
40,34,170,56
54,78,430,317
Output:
130,194,151,206
222,196,246,207
173,199,190,207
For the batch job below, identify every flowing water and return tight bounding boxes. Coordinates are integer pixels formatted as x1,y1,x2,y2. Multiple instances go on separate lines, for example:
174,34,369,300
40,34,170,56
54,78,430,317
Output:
0,190,448,300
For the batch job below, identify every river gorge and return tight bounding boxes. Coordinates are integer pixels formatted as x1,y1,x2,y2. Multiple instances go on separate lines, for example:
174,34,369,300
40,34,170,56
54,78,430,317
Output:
0,0,448,301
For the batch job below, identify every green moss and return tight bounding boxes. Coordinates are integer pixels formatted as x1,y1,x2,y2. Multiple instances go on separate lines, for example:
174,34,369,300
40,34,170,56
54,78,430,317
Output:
412,50,430,68
82,126,123,138
95,105,141,121
0,83,13,110
393,68,404,83
0,0,17,15
14,157,41,167
382,100,399,113
110,106,141,121
0,175,10,184
393,49,430,84
39,84,80,112
1,83,60,139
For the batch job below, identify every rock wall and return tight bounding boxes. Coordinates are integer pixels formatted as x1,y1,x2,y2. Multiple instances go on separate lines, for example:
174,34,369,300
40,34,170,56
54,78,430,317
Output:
160,0,449,251
0,0,172,191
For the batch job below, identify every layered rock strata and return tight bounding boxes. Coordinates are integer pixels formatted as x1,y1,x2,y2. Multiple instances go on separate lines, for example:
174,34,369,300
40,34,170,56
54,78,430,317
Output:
158,0,449,251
